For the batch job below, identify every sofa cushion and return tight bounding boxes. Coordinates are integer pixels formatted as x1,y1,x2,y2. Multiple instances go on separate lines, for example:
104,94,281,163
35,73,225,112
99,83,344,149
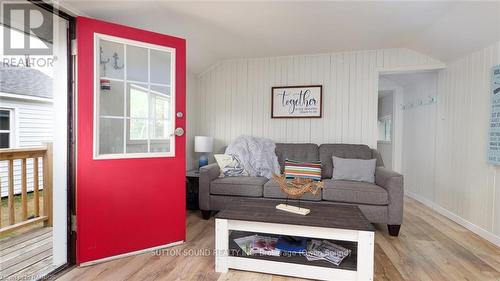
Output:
263,179,321,201
332,156,376,183
275,143,319,173
322,179,388,205
319,144,373,179
210,177,267,197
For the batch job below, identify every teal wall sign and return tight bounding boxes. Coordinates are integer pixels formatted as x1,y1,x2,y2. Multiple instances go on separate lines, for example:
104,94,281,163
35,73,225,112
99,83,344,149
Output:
488,65,500,164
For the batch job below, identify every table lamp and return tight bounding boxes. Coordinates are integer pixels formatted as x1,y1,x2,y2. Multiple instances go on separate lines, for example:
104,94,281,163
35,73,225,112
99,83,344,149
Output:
195,136,213,168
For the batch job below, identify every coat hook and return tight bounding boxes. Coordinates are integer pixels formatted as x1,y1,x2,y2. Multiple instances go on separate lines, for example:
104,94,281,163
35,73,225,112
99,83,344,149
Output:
113,52,124,70
100,46,110,76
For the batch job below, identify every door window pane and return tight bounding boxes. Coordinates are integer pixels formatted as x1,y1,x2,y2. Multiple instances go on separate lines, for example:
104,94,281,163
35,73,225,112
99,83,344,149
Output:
126,119,148,153
99,40,124,80
126,45,148,83
152,94,169,121
127,83,149,118
126,139,148,153
150,49,171,85
152,119,168,139
150,139,169,153
129,119,148,140
99,80,124,116
99,118,124,154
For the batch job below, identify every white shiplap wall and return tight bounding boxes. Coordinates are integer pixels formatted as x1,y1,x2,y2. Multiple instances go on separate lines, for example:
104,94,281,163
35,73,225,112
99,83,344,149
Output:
196,48,444,153
400,42,500,245
432,42,500,240
186,72,198,169
0,97,53,197
399,73,439,204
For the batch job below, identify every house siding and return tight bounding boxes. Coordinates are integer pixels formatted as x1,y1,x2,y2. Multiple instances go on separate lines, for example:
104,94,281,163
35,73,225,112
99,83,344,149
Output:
0,96,53,197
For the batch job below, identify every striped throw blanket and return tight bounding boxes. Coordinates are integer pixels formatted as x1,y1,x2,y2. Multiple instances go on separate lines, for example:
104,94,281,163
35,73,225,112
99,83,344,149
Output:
284,159,322,181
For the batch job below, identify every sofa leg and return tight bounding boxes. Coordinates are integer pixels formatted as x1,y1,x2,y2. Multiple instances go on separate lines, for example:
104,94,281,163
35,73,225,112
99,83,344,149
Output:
387,224,401,236
201,210,211,220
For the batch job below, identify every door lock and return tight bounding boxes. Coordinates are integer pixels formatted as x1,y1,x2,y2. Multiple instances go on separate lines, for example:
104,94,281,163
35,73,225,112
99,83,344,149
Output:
174,127,184,136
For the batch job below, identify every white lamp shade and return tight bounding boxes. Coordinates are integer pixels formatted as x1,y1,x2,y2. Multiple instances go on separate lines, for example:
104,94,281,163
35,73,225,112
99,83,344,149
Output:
195,136,214,153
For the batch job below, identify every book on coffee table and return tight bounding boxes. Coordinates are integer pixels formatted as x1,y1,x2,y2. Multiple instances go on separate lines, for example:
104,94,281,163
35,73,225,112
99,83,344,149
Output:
305,239,351,266
234,234,281,257
276,236,307,254
233,235,256,255
251,235,280,256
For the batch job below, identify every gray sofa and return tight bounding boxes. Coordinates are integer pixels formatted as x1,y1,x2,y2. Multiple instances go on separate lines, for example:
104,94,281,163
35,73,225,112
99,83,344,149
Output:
199,143,404,236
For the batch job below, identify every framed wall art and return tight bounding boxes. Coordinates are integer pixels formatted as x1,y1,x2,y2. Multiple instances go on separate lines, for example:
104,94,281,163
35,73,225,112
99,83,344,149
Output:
271,85,322,118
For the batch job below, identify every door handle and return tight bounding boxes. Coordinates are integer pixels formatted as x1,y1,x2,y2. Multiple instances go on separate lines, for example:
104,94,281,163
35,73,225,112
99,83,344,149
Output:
173,127,184,137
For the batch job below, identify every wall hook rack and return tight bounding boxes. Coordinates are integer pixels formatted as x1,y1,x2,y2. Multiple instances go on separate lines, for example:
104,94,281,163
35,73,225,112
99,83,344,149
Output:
401,95,437,110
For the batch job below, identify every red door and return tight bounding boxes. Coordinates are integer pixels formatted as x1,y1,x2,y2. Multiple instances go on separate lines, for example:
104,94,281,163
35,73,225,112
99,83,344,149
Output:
76,17,186,264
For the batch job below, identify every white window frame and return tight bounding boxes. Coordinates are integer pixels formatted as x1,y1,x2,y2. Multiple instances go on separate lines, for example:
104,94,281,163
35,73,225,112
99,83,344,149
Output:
93,33,176,160
0,107,15,149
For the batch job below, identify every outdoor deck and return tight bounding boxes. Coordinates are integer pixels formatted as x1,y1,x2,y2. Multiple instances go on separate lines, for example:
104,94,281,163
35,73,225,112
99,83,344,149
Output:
0,145,55,279
0,227,57,279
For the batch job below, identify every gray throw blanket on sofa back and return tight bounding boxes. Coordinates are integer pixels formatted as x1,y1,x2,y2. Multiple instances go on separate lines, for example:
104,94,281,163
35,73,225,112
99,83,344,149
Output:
225,135,281,179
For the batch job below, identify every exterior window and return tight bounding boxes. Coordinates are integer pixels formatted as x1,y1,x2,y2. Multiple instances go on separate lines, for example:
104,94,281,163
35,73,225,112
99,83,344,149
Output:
94,34,175,159
378,116,392,142
0,109,12,148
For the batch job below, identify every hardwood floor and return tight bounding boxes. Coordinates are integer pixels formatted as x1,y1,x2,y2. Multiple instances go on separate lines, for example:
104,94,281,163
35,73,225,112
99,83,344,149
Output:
58,197,500,281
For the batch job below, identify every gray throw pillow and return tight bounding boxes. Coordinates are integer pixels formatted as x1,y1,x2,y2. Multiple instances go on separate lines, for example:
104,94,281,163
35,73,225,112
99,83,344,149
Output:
332,156,376,183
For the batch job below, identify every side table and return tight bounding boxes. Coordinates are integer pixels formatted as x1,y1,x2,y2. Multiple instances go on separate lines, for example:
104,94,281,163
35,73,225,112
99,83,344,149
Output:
186,169,200,210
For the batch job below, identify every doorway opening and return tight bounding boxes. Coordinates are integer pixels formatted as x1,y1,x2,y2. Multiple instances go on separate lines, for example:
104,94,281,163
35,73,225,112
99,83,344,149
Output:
0,1,75,278
378,70,440,198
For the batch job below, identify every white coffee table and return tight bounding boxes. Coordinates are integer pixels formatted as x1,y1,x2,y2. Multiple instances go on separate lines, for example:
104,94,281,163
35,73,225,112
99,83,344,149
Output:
214,199,375,281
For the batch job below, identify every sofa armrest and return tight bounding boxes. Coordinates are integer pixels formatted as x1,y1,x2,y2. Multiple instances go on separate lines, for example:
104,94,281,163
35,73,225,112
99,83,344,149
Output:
375,167,404,225
199,163,220,210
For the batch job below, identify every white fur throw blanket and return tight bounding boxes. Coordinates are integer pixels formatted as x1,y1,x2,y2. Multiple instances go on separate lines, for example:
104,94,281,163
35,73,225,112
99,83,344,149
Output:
225,136,280,179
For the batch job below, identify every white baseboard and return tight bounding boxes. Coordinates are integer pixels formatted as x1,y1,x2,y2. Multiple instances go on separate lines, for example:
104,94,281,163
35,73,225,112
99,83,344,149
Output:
406,192,500,248
79,240,184,267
